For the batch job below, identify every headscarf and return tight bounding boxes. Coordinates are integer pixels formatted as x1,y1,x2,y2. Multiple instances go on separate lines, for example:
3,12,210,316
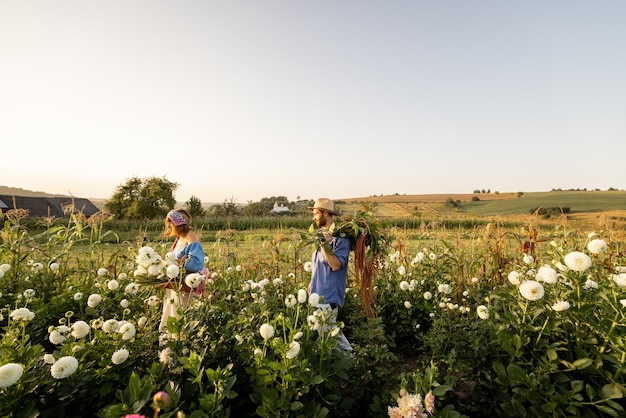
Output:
167,210,188,226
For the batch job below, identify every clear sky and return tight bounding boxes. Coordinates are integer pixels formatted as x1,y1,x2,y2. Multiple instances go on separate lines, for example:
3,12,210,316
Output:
2,1,625,204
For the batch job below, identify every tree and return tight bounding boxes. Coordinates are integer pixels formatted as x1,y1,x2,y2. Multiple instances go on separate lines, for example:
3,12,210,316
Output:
185,196,205,219
105,176,178,219
209,197,240,217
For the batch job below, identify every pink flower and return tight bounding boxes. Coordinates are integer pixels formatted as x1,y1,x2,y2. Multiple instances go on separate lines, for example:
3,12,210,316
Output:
123,415,147,418
425,390,435,414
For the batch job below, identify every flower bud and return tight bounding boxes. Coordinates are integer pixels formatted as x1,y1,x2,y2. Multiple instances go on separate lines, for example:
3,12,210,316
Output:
153,391,171,409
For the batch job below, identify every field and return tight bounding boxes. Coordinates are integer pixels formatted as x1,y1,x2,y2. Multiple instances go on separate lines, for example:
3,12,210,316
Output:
1,190,626,417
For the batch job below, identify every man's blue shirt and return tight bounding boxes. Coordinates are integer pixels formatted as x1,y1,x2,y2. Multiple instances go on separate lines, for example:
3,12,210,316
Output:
309,236,350,306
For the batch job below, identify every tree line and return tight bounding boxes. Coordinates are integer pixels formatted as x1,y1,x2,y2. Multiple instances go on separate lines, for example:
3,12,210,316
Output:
104,176,312,220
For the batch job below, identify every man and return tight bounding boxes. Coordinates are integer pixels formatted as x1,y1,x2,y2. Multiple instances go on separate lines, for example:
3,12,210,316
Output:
308,197,353,352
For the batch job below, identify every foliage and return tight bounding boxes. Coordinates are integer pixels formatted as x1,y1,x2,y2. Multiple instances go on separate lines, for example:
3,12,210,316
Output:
184,195,205,219
105,176,178,220
1,212,626,417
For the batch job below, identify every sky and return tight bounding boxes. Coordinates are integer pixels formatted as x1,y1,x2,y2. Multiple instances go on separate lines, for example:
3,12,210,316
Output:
2,1,625,204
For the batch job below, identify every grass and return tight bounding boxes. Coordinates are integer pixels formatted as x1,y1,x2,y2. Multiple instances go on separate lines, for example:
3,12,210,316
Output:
460,190,626,216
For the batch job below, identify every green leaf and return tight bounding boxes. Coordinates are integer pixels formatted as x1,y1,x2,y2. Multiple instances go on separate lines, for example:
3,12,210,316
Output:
586,383,596,401
600,383,624,400
594,404,619,417
572,358,593,370
571,380,584,393
311,375,324,385
507,362,527,383
290,401,304,411
546,348,558,361
493,361,506,377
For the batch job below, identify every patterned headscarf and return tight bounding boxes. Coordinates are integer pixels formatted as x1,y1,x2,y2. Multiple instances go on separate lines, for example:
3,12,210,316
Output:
167,210,188,226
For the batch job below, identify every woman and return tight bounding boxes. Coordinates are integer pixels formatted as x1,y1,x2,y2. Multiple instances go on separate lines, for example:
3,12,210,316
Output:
159,209,205,333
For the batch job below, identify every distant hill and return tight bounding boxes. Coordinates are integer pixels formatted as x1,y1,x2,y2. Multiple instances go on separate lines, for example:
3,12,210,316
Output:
0,185,68,198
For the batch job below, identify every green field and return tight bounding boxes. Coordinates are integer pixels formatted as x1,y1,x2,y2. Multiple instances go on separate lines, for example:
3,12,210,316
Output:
460,190,626,216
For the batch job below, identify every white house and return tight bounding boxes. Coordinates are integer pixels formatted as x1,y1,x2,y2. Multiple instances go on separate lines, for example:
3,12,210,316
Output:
270,201,290,214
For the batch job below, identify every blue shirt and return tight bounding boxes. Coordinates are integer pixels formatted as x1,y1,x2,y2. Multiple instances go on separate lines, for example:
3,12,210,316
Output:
174,241,205,273
309,236,351,306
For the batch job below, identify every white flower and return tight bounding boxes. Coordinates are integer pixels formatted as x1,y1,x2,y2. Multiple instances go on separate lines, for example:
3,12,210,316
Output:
404,301,412,309
254,348,263,356
308,293,320,307
185,273,203,289
286,341,301,359
146,295,159,307
563,252,592,272
159,347,173,364
471,277,479,284
118,273,128,280
235,265,242,272
303,261,313,272
397,266,406,276
429,252,437,261
102,319,119,333
273,277,283,286
43,354,55,365
477,305,489,320
284,294,296,308
166,264,180,279
612,273,626,288
535,265,558,284
423,291,432,300
120,299,129,308
111,348,129,365
137,316,148,327
50,356,78,379
87,294,102,308
411,252,424,266
73,292,83,301
125,283,139,295
118,322,136,340
297,289,307,304
587,239,607,255
10,307,35,322
508,271,521,285
437,283,451,294
462,291,469,297
70,321,90,339
620,299,626,308
0,363,24,388
293,331,303,340
519,280,545,301
49,330,66,345
49,262,59,271
234,335,244,345
259,323,274,340
97,268,109,277
32,262,44,271
583,279,599,290
107,279,120,291
399,281,410,291
0,264,10,272
552,300,571,312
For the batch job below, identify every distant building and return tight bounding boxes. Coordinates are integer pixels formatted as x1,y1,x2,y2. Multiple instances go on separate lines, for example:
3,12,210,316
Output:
0,195,101,218
270,201,290,214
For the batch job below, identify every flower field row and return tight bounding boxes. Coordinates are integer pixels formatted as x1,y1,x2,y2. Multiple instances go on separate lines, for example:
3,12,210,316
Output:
1,214,626,417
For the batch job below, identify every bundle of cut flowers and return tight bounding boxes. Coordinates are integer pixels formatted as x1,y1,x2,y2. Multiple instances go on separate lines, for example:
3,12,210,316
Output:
132,246,180,287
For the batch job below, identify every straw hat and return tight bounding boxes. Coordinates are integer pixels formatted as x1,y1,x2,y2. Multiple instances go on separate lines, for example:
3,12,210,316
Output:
308,198,339,216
